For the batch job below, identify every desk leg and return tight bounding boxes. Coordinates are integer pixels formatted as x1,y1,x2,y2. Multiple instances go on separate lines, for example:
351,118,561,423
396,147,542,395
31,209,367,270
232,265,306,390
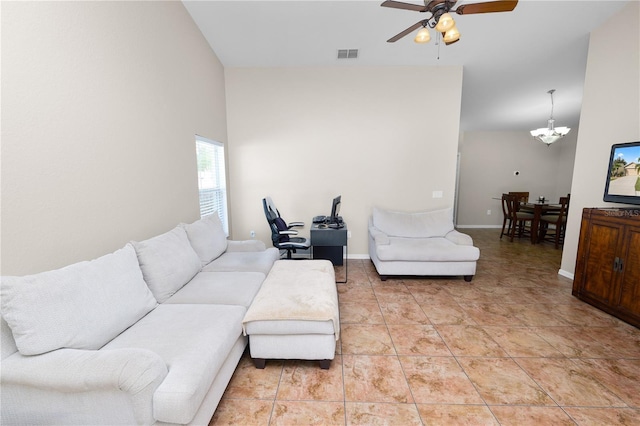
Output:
336,245,347,284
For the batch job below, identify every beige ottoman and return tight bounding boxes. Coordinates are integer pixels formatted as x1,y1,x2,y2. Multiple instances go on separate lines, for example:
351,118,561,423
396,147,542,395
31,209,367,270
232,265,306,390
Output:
242,260,340,369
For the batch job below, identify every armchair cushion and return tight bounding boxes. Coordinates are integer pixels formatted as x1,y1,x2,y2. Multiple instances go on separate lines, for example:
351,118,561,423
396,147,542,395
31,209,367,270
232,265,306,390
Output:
372,207,454,238
1,244,157,356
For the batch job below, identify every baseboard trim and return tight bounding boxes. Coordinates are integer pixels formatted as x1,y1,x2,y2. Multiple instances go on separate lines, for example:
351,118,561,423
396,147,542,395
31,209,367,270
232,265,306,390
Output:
455,225,502,229
558,269,574,280
347,254,370,260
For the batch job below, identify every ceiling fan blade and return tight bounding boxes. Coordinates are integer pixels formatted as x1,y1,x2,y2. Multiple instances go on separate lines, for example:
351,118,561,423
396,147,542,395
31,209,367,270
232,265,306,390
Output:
455,0,518,15
387,20,426,42
381,0,429,13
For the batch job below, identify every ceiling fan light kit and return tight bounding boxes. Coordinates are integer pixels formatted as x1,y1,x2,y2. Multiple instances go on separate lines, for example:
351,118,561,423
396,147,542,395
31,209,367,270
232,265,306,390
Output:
434,12,455,32
381,0,518,44
443,25,460,44
414,27,431,43
530,89,571,146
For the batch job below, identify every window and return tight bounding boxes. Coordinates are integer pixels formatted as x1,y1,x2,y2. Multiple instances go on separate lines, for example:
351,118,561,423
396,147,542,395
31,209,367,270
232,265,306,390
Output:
195,135,228,234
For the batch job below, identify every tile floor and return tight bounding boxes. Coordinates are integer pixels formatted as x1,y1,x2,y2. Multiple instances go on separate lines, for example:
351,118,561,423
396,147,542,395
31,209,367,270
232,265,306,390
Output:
210,229,640,425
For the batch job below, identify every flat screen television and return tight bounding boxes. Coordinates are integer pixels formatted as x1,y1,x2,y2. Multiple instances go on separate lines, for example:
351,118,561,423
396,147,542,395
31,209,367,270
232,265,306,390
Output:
329,195,343,227
603,141,640,206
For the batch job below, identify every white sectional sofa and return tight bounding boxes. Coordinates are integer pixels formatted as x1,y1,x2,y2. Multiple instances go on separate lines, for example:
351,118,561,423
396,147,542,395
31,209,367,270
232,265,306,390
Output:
368,207,480,282
0,214,279,425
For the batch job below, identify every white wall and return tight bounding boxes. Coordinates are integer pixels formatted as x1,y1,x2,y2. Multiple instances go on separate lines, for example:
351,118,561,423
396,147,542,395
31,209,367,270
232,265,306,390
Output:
560,1,640,277
225,66,463,255
457,130,577,227
1,1,227,275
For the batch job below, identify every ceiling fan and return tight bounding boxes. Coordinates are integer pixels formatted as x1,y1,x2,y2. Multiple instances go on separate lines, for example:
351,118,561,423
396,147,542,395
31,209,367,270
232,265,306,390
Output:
382,0,518,45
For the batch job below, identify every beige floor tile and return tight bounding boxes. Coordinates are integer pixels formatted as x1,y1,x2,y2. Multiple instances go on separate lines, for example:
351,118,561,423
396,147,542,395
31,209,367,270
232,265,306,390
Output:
343,355,413,403
338,285,377,303
276,356,344,402
458,303,527,326
416,404,498,425
516,358,626,407
489,406,575,425
271,400,345,425
573,358,640,408
378,300,430,325
387,324,451,356
345,402,423,426
435,325,507,357
563,407,640,425
222,354,282,399
531,326,621,358
341,324,395,355
399,356,483,404
209,399,273,425
483,326,565,358
340,301,385,324
457,357,555,405
420,301,477,326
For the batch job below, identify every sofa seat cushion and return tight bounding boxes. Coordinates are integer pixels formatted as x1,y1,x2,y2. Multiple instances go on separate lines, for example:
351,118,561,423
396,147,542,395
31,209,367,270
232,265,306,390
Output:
102,304,245,425
1,244,157,356
164,272,265,308
375,237,480,262
372,207,455,238
182,214,228,266
132,227,202,303
201,249,279,275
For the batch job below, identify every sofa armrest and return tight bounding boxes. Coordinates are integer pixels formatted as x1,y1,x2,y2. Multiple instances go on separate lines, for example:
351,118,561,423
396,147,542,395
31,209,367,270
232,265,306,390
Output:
445,230,474,246
1,348,167,424
226,239,267,252
369,226,390,246
1,347,167,394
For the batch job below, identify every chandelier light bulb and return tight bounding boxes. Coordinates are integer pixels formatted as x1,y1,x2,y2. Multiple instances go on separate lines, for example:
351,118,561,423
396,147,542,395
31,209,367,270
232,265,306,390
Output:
443,25,460,44
435,13,455,32
414,27,431,43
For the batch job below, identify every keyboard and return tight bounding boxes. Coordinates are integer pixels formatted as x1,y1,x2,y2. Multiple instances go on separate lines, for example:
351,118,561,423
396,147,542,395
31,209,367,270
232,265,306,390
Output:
313,215,327,223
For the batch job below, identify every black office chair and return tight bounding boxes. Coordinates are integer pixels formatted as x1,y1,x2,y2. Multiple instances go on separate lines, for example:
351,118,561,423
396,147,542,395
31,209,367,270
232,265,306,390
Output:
263,197,310,259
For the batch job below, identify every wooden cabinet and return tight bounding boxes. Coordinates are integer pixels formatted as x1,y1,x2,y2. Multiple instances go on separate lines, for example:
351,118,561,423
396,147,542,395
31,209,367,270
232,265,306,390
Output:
573,208,640,328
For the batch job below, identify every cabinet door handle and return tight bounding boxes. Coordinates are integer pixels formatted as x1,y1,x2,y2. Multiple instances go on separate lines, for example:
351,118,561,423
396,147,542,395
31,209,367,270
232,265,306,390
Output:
613,257,619,272
619,258,624,272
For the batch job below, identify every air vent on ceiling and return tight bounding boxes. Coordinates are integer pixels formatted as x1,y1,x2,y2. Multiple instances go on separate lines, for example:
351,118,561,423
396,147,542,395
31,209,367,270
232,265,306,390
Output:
337,49,358,59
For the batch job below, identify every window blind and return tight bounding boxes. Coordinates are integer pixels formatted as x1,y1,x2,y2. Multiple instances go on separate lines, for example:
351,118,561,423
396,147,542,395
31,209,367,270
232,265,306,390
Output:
195,136,228,234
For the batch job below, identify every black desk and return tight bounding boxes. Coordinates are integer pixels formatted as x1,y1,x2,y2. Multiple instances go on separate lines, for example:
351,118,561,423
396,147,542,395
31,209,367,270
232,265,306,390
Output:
310,222,347,283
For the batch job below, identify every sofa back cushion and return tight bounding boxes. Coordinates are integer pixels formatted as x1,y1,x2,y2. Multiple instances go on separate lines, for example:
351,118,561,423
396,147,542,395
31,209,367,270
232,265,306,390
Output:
132,226,202,303
0,244,158,356
182,213,228,266
372,207,454,238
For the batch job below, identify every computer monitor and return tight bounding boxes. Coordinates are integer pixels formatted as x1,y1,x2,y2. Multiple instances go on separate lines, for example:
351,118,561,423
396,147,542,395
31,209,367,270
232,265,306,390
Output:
329,195,342,226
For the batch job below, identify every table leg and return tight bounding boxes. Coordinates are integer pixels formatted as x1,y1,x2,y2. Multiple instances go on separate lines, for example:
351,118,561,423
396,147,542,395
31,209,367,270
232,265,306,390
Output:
531,204,542,244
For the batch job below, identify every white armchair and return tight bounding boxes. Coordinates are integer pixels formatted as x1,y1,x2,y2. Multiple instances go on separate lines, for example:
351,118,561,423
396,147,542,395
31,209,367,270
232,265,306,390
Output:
368,207,480,282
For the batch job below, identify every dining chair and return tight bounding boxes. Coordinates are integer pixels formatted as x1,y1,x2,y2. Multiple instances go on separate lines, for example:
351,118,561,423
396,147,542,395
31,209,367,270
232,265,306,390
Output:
503,193,534,242
538,196,570,248
508,191,529,203
500,194,513,239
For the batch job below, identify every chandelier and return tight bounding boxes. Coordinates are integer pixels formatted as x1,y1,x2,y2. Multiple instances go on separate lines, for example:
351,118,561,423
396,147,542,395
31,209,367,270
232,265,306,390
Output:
530,89,571,146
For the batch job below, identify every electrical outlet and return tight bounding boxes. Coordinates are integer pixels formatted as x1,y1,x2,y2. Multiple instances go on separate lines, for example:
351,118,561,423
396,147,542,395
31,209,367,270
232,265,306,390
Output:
250,230,256,239
347,231,352,238
487,210,491,215
432,190,443,198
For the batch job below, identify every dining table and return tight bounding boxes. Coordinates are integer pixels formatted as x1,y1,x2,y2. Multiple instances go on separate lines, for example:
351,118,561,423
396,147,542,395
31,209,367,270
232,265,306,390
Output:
519,201,561,244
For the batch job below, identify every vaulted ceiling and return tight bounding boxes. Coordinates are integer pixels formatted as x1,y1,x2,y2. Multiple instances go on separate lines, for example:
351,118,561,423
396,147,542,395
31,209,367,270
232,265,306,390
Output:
183,0,630,132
